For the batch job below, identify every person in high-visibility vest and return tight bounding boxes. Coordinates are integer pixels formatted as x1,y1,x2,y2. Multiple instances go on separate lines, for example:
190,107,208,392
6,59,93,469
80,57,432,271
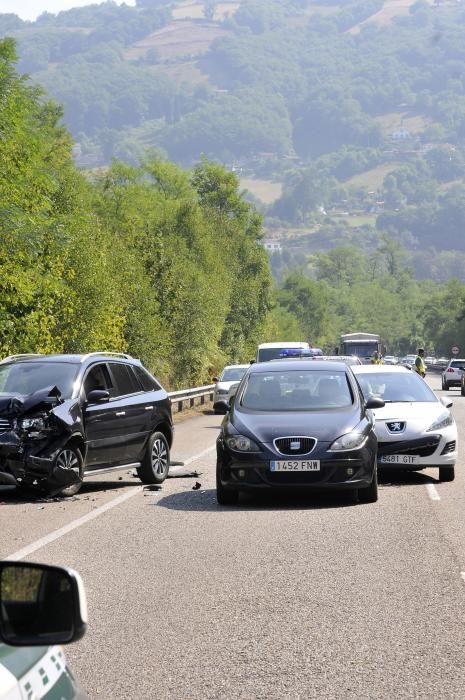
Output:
413,348,426,378
371,351,382,364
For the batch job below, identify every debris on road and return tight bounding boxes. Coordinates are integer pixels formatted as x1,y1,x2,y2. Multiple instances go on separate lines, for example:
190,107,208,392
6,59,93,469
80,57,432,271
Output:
192,481,202,490
169,467,202,479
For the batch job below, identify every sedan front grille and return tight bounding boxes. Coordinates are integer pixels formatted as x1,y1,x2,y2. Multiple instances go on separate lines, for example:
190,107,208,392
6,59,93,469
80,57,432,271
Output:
273,437,316,456
0,418,11,433
378,436,441,458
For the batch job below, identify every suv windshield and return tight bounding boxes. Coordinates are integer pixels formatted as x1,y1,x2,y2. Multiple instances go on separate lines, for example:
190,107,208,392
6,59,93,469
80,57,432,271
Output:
0,362,79,399
221,367,248,382
241,370,353,411
356,371,436,402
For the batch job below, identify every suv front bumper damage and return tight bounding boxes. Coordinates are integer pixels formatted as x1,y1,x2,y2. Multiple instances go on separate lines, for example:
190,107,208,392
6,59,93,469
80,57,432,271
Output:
0,387,83,493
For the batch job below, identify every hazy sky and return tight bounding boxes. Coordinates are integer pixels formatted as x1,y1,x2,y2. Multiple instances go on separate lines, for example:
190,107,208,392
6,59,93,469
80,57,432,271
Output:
0,0,135,21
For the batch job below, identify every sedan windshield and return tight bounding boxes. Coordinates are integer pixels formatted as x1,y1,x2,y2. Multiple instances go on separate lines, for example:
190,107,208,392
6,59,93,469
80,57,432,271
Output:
356,371,437,403
221,367,248,382
241,370,353,411
0,362,80,399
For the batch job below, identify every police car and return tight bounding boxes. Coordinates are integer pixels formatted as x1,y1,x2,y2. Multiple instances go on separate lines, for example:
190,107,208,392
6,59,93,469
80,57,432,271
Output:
0,561,87,699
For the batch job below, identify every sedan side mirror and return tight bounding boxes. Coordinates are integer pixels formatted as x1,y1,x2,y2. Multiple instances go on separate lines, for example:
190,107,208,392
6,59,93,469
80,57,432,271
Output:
216,400,231,413
86,389,110,404
440,397,453,408
0,561,87,646
365,397,385,409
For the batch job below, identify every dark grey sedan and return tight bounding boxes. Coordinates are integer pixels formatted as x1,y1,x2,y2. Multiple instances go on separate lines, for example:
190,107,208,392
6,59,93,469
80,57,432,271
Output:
216,360,383,505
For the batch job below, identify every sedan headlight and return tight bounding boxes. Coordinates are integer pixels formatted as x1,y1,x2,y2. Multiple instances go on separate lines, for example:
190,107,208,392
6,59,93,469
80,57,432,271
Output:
20,416,47,431
427,412,454,432
216,389,229,395
226,435,260,452
329,432,368,451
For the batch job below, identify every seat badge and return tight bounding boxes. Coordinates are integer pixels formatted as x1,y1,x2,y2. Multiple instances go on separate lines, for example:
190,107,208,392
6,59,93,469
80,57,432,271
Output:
290,440,301,450
386,421,406,433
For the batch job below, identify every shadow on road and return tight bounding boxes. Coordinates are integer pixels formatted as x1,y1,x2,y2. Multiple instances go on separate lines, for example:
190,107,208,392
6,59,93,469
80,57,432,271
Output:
379,469,439,486
0,479,138,505
156,488,361,512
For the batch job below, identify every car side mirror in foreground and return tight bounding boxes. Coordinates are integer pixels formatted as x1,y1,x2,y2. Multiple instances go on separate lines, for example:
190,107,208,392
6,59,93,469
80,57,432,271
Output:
365,397,385,409
440,397,453,409
216,400,230,413
0,561,87,646
86,389,110,404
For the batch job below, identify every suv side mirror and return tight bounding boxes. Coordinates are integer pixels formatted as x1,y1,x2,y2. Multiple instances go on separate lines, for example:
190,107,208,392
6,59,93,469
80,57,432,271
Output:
365,397,385,409
0,561,87,646
86,389,110,404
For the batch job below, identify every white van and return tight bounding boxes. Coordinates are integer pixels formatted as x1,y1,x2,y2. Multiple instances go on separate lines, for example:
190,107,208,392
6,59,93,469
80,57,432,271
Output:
256,341,311,363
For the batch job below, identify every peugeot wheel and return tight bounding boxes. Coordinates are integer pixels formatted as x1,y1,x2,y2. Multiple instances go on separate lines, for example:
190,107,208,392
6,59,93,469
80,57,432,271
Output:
439,466,455,482
54,447,84,497
138,431,170,484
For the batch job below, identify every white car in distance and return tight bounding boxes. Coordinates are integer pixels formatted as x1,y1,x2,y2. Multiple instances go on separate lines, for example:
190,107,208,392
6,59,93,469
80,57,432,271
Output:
441,358,465,390
353,364,457,481
213,364,249,414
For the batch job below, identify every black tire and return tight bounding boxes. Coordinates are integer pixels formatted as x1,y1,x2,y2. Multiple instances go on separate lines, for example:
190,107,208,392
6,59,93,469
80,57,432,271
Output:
444,381,449,391
461,385,465,396
216,461,238,505
54,447,84,497
441,379,445,390
137,431,170,484
439,466,455,482
358,467,378,504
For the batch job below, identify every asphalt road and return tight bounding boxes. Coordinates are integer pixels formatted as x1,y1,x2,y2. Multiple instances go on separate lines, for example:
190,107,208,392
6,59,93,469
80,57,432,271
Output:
2,374,465,699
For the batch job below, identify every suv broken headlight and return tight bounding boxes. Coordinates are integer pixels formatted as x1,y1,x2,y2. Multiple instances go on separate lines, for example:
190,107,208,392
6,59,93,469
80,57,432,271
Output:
20,417,47,431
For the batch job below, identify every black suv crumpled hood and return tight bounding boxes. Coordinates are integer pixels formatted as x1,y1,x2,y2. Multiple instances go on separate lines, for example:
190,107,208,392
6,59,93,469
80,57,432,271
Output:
0,386,63,417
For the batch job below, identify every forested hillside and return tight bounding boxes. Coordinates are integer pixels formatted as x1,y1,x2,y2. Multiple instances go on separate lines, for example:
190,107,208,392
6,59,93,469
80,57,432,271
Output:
0,37,271,386
3,3,465,359
4,0,465,278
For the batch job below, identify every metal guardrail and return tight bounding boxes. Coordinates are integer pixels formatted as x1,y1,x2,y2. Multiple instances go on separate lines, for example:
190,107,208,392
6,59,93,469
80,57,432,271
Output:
168,384,215,413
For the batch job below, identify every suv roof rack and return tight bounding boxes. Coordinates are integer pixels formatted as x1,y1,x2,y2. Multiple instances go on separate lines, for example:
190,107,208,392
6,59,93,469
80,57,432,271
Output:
0,353,43,363
80,351,133,363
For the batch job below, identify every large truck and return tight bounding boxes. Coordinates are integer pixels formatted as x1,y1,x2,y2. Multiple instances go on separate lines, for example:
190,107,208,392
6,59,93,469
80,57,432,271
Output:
339,332,382,363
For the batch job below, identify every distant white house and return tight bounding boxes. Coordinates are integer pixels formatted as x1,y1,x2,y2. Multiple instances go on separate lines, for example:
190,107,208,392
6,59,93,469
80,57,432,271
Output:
391,128,412,141
261,240,282,253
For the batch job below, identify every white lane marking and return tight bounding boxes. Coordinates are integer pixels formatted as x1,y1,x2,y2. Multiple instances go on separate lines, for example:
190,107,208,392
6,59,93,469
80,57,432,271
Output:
426,483,441,501
6,445,217,561
182,445,216,467
5,487,142,561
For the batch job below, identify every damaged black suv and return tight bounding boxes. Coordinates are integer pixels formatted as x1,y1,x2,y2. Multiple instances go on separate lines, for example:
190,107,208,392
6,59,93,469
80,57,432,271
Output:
0,352,173,496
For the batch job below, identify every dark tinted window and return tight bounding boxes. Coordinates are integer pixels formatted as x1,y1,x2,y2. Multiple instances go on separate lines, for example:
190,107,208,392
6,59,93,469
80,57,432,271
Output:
133,365,161,391
0,362,79,399
450,361,465,368
110,363,141,396
241,370,353,411
83,364,113,398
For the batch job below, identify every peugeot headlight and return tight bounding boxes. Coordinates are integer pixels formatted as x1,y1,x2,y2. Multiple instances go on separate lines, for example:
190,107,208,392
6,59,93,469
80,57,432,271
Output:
226,435,260,452
20,416,47,431
427,412,453,432
329,432,368,451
